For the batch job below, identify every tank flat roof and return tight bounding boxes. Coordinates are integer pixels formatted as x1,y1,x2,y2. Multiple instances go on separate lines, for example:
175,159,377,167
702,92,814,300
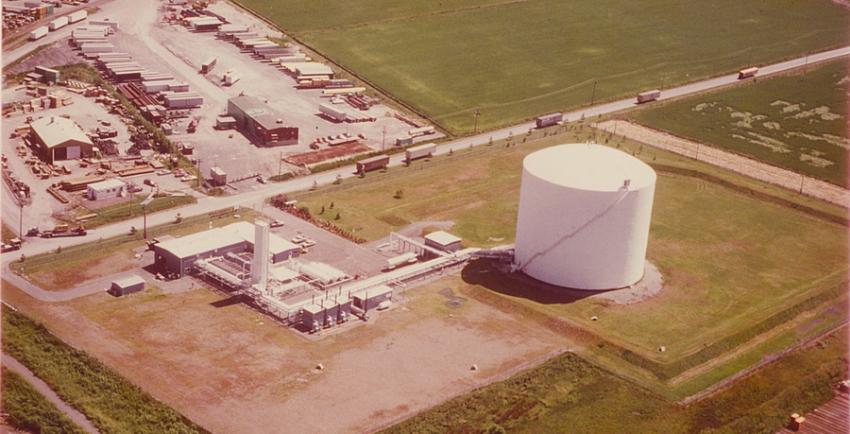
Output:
523,143,655,192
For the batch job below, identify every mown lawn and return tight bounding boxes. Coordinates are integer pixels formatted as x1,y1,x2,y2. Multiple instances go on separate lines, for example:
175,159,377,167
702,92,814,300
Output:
238,0,850,134
293,126,847,395
631,59,849,186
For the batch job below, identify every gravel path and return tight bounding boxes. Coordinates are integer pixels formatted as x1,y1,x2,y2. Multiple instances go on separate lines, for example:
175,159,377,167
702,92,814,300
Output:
1,353,101,434
596,120,850,207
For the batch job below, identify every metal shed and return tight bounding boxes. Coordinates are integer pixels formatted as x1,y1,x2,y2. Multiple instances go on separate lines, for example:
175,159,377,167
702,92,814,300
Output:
109,275,145,296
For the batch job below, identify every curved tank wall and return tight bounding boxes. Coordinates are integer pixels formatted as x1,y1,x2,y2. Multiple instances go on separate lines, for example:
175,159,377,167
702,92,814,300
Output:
514,143,656,290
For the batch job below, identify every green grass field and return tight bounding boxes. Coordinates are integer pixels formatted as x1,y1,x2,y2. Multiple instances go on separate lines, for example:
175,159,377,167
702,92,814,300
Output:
293,127,847,394
631,59,849,186
1,367,87,434
237,0,850,134
384,329,847,433
1,305,209,434
78,194,197,228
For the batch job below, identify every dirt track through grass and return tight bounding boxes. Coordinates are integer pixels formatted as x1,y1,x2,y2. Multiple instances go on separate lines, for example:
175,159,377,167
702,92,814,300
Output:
596,120,850,206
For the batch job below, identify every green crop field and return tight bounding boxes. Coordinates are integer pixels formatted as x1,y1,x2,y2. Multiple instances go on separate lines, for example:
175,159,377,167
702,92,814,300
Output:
236,0,850,135
631,60,849,186
292,127,848,395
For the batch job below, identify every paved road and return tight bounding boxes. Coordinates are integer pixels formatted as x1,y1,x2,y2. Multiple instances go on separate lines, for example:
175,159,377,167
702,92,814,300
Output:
2,353,101,434
3,25,848,261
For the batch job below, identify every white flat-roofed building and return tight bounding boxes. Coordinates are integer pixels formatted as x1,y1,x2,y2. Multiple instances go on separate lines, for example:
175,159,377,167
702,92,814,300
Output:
424,231,462,253
86,178,126,200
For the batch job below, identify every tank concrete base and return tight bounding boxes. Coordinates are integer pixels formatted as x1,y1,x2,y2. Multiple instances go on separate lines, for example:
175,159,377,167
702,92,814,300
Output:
588,261,664,305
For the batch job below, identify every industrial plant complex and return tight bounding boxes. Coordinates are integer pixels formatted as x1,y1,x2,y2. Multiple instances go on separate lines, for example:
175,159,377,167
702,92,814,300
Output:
1,0,847,433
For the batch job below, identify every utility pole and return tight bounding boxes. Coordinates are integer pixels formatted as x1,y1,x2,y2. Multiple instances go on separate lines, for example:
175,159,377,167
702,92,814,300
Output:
473,109,480,134
381,125,386,150
590,80,598,106
278,151,282,177
18,202,24,239
141,192,154,240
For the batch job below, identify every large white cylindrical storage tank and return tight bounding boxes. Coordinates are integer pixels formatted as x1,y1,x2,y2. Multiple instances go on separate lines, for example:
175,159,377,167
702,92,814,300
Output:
514,144,656,290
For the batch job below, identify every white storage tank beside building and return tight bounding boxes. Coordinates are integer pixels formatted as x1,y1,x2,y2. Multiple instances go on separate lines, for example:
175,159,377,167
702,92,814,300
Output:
514,144,656,290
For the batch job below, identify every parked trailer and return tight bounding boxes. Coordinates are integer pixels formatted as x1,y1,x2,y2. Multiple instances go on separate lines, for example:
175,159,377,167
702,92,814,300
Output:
322,87,366,96
90,19,119,30
68,9,87,23
409,126,435,137
405,142,436,163
163,93,203,108
142,80,174,93
535,112,563,128
169,82,189,92
356,155,389,174
319,103,348,122
29,26,48,40
200,57,216,74
48,16,68,31
636,89,661,104
385,252,418,270
738,66,759,79
80,43,114,54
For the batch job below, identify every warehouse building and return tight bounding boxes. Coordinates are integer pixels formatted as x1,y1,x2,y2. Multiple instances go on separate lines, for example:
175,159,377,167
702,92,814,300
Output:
226,95,298,146
153,228,247,278
29,116,94,163
87,178,126,200
153,222,300,277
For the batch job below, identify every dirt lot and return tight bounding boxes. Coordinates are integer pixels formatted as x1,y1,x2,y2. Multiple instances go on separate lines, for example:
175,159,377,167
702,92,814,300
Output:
3,275,565,433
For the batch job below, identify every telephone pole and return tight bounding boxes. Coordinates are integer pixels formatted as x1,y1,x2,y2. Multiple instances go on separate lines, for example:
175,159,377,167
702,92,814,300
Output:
590,80,598,106
473,109,481,134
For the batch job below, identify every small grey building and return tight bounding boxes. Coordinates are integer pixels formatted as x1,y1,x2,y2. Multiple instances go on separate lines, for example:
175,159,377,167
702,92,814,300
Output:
109,275,145,296
424,231,463,253
353,285,393,312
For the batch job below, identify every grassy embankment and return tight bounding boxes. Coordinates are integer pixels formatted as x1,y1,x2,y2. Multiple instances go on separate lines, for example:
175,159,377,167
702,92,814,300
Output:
384,329,847,434
2,306,210,433
1,367,87,434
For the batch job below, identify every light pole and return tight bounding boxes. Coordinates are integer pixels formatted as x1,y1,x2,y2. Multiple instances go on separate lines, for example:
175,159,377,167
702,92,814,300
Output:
590,80,598,106
18,201,24,238
141,192,154,239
